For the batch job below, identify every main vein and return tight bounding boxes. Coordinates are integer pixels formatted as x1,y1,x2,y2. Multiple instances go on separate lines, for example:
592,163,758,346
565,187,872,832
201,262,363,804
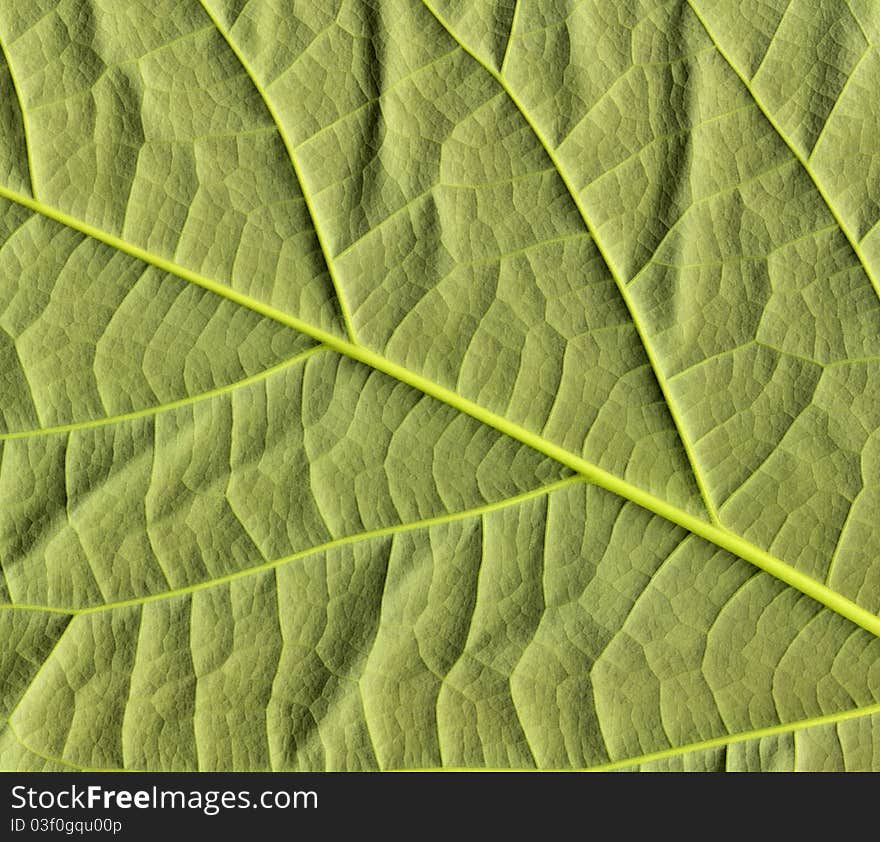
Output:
419,0,721,527
0,185,878,637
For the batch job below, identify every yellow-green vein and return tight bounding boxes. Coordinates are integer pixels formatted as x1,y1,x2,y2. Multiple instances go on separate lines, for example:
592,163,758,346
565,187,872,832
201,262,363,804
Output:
585,699,880,771
0,476,582,615
420,0,722,527
195,0,359,343
0,32,36,198
0,345,323,441
687,0,880,305
405,699,880,771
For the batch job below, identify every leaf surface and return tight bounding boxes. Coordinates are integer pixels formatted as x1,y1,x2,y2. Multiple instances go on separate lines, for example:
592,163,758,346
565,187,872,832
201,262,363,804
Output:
1,0,880,771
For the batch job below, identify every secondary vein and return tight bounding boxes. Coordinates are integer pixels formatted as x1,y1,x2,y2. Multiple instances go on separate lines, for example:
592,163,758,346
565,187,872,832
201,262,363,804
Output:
195,0,359,343
420,0,722,527
585,699,880,771
0,476,584,615
0,345,323,441
687,0,880,305
0,31,36,198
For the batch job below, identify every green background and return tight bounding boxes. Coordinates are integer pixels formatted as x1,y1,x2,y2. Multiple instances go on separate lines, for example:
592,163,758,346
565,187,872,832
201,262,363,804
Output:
1,0,880,771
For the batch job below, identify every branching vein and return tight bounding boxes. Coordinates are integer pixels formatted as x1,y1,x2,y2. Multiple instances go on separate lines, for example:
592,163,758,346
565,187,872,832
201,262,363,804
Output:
0,180,877,638
195,0,359,342
420,0,723,528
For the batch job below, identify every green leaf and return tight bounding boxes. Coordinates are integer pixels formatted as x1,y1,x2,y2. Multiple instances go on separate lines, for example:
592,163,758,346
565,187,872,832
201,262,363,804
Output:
1,0,879,772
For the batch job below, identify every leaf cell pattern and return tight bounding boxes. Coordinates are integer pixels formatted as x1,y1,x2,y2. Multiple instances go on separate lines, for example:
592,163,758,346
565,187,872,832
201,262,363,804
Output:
1,0,879,771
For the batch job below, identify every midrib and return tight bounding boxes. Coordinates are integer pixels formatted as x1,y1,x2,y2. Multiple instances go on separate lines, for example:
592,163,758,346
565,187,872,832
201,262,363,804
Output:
0,182,878,637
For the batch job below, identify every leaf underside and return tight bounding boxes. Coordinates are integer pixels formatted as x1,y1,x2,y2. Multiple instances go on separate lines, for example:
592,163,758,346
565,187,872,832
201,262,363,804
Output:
1,0,880,771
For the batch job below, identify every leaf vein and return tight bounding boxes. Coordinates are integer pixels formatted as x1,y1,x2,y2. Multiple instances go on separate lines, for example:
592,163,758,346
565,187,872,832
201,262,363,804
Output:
0,477,584,615
585,700,880,771
0,346,323,441
195,0,358,342
688,0,880,305
420,0,721,525
0,183,877,637
0,32,35,196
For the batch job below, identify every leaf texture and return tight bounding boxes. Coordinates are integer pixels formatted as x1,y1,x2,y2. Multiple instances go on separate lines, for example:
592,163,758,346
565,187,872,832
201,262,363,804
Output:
1,0,880,771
